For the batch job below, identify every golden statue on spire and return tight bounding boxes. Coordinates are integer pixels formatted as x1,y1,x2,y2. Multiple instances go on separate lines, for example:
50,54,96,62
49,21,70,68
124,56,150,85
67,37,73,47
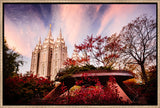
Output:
50,24,51,29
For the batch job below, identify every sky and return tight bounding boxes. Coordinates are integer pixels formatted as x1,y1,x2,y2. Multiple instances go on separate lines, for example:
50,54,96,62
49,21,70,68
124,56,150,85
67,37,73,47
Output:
4,4,156,74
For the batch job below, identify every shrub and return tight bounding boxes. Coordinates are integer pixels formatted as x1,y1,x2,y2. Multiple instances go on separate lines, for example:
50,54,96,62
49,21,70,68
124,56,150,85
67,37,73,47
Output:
56,64,113,82
4,74,54,105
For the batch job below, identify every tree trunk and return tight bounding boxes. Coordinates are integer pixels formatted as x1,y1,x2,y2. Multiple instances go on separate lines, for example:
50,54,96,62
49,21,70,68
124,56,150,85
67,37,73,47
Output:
140,64,148,84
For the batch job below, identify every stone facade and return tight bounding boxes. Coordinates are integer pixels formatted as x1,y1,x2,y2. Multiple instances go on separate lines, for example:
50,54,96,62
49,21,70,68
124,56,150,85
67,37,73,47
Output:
30,25,67,81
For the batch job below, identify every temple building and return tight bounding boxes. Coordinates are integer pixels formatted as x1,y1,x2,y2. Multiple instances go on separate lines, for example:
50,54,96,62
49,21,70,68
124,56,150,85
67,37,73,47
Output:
30,25,68,81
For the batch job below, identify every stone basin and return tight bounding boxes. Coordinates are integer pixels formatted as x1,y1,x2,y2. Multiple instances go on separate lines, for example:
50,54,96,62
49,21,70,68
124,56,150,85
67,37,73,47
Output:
43,70,137,104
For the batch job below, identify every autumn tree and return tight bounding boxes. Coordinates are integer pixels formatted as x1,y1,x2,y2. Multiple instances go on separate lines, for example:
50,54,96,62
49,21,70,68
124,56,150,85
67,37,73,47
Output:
63,58,77,67
75,35,121,67
63,57,90,67
104,33,121,67
118,15,156,84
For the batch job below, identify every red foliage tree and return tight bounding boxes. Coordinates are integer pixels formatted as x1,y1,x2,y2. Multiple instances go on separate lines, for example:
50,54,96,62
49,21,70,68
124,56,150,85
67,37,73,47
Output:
75,35,121,67
63,56,90,67
63,58,77,67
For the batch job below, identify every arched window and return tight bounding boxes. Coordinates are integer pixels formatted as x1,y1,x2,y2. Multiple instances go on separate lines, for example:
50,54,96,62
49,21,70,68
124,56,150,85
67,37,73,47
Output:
50,50,52,56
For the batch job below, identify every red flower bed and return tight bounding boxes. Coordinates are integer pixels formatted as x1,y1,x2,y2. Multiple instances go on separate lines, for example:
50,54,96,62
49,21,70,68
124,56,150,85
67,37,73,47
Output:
45,74,129,105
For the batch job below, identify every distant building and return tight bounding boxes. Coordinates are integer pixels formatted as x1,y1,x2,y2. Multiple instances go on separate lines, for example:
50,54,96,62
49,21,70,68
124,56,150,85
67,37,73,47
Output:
71,49,79,60
30,25,68,81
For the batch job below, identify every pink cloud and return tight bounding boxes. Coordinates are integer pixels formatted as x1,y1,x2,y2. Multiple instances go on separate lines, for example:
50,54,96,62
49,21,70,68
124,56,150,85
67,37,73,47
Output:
51,4,86,45
4,14,47,57
51,4,103,47
97,4,137,36
60,5,84,44
96,4,102,13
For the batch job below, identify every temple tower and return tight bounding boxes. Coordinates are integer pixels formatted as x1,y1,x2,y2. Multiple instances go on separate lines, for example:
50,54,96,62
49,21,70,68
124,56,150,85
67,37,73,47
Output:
51,29,67,80
30,25,67,81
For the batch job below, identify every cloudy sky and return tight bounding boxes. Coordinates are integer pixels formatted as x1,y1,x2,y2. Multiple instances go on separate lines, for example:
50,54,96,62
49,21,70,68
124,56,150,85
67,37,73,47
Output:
4,3,156,74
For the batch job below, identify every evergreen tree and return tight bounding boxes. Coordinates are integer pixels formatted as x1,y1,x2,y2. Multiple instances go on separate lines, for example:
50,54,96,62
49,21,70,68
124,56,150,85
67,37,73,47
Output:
3,38,23,79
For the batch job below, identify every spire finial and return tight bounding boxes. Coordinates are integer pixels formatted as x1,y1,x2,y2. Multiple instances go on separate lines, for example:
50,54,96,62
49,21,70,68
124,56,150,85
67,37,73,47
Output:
47,24,52,39
50,24,51,29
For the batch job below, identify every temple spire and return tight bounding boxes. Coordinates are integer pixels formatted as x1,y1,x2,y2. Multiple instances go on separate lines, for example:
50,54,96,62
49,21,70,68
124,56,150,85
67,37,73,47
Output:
59,28,62,38
38,37,41,45
47,24,52,38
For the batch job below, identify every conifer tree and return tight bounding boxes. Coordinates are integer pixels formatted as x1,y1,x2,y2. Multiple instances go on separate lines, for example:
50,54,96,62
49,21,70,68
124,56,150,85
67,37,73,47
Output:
3,38,23,79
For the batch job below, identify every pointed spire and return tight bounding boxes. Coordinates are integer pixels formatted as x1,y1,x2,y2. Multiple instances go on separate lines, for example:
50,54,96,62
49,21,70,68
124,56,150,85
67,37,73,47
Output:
72,47,79,60
38,37,41,45
56,28,65,43
47,24,52,38
50,24,51,29
59,28,62,38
